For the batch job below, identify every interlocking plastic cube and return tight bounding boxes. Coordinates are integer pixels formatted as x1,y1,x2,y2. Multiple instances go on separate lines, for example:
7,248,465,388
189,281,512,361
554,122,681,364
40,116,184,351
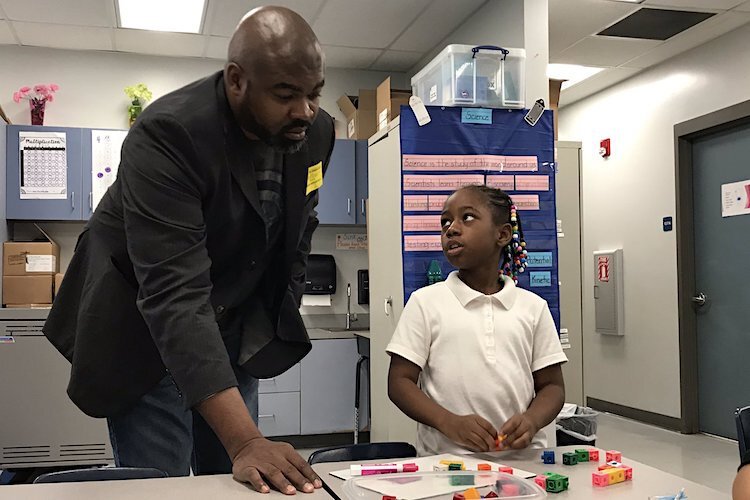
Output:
383,496,396,500
534,475,547,488
575,449,590,462
484,491,498,498
477,463,492,471
442,459,465,470
541,450,555,464
449,464,463,471
606,461,622,468
453,494,465,500
450,474,475,486
546,477,566,493
604,468,625,484
592,471,610,487
620,465,633,480
501,484,520,496
605,450,622,462
598,464,614,471
463,487,481,499
498,466,513,475
434,464,449,471
588,449,600,461
562,452,578,465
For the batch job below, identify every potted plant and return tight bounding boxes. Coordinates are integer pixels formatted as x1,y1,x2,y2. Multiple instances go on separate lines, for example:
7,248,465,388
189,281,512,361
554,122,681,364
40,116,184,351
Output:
12,83,60,125
124,83,153,127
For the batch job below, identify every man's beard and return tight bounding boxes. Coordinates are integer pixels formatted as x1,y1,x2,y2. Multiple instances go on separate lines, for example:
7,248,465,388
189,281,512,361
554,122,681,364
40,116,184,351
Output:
241,106,311,154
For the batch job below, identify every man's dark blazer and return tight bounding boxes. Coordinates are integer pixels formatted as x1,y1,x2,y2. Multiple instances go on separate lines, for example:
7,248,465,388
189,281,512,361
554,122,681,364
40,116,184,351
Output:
43,72,335,418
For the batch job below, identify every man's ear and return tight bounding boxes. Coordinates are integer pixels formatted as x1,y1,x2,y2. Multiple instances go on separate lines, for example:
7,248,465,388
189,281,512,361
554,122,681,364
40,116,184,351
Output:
224,63,245,96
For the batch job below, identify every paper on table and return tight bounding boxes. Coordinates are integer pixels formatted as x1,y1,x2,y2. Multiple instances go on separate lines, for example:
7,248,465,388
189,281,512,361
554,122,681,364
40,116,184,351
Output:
329,453,536,481
301,294,331,307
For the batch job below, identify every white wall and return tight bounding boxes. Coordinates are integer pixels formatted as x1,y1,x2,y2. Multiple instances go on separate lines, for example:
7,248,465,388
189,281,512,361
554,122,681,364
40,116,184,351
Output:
0,45,406,138
408,0,549,107
558,24,750,418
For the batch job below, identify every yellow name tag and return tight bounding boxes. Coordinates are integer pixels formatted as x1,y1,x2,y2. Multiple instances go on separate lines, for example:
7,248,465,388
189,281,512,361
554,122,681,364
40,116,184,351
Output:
306,162,323,195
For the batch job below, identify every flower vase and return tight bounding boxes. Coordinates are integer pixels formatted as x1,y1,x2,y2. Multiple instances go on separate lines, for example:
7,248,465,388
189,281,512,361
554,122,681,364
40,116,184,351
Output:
128,99,142,127
30,99,46,126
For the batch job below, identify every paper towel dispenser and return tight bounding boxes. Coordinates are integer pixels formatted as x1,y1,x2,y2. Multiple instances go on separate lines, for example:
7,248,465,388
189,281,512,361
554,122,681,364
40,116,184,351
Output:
305,254,336,295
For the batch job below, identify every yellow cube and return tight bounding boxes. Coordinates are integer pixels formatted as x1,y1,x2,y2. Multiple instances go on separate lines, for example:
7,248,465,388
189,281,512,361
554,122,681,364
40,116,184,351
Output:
604,468,625,484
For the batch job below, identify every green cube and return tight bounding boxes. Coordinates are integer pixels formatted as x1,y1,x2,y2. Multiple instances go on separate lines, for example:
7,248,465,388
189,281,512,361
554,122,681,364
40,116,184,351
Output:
562,452,578,465
448,463,463,471
575,449,590,462
546,478,566,493
449,474,474,486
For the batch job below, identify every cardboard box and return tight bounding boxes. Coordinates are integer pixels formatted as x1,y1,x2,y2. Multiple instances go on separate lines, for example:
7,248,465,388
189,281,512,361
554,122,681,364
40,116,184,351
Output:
376,77,412,132
549,79,565,140
6,304,52,309
3,240,60,276
336,89,377,140
3,275,54,306
54,272,65,297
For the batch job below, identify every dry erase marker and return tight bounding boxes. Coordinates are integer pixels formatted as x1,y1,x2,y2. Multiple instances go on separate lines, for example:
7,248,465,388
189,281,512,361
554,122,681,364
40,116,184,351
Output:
350,463,419,476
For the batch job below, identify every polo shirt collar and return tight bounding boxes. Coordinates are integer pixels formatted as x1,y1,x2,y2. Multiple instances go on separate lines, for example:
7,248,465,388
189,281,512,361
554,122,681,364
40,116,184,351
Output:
445,271,517,309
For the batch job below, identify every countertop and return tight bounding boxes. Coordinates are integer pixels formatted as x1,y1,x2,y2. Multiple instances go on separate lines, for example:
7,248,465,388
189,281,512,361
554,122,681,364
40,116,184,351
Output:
307,328,370,340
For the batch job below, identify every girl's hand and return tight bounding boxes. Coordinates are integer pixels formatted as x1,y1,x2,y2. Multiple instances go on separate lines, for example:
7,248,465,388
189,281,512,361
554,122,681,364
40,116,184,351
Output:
439,414,498,452
499,413,538,450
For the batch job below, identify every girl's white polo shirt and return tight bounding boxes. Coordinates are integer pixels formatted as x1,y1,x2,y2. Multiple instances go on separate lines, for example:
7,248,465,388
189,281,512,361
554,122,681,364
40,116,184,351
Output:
386,271,567,456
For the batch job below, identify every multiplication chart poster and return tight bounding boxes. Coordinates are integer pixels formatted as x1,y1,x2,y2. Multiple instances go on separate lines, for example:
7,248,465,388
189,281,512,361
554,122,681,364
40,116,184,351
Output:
19,131,67,199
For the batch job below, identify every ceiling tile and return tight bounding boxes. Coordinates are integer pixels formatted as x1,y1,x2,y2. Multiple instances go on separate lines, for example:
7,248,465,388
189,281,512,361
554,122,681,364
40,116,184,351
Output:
736,1,750,11
642,0,743,9
548,0,640,55
620,10,750,68
0,0,113,26
390,0,485,52
313,0,430,49
370,50,424,72
205,36,229,60
559,67,642,108
14,21,112,50
322,45,383,69
114,29,205,58
205,0,324,36
0,20,15,44
554,36,662,67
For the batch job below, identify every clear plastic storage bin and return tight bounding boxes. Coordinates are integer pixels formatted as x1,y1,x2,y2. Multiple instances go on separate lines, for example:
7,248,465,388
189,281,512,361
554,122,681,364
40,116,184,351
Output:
343,471,546,500
411,44,525,109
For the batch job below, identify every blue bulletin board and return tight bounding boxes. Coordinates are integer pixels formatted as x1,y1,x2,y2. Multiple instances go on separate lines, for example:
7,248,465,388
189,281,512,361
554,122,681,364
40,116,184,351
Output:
399,106,560,330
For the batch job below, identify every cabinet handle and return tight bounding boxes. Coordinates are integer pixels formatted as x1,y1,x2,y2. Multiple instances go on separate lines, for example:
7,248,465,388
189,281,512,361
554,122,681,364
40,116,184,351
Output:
384,296,392,316
361,199,366,216
347,198,352,215
89,192,93,210
259,414,275,419
71,191,75,211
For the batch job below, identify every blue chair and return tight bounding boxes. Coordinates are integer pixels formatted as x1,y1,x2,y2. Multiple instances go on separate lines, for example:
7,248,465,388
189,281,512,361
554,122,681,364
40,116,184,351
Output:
33,467,167,484
736,406,750,459
308,442,416,465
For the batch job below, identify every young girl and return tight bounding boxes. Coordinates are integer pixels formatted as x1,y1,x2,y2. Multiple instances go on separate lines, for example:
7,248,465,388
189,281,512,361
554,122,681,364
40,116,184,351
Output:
387,185,567,456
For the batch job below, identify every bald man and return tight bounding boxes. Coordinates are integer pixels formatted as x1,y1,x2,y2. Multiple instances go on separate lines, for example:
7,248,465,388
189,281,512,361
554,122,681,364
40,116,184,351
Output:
44,7,333,493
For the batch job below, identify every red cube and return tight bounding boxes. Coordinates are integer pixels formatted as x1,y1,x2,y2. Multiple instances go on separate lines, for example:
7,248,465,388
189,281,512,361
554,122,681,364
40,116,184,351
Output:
592,471,610,487
606,450,622,462
502,484,520,496
498,466,513,474
589,449,600,461
534,475,547,488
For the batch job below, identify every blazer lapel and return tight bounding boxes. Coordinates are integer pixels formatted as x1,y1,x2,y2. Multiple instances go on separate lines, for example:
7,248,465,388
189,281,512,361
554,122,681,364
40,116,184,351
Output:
283,147,308,266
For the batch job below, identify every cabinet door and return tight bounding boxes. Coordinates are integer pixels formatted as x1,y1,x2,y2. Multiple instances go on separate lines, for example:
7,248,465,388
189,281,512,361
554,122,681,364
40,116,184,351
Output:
355,140,368,225
300,338,359,434
6,125,84,220
317,139,356,225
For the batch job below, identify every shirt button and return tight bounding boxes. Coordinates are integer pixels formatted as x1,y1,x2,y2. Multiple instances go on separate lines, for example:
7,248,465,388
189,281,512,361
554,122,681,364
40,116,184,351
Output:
250,260,257,268
216,305,226,314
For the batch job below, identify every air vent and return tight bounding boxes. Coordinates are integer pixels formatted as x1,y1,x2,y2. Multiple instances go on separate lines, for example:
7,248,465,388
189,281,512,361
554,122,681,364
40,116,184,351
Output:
2,445,51,461
598,8,715,40
59,443,108,457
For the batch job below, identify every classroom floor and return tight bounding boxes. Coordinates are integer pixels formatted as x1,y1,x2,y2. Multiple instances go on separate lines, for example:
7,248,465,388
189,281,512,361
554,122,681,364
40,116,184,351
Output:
587,413,738,494
301,412,739,495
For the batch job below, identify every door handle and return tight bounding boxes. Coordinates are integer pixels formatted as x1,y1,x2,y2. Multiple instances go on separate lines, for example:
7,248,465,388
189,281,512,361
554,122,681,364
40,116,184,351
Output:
691,292,707,307
258,414,275,419
361,199,366,216
347,198,352,215
384,296,392,316
71,191,75,211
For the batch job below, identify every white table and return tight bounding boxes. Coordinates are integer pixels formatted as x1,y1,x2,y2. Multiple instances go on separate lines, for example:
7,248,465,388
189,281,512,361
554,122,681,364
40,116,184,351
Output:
312,446,730,499
0,474,332,499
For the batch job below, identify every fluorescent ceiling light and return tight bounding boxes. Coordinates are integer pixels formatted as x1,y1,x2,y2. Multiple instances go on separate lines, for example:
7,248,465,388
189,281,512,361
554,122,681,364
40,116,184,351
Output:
548,63,606,90
117,0,206,34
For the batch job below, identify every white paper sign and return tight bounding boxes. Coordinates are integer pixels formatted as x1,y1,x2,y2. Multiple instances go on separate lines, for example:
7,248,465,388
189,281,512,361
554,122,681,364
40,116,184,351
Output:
721,179,750,218
91,130,128,211
19,132,67,199
25,255,56,273
336,233,368,250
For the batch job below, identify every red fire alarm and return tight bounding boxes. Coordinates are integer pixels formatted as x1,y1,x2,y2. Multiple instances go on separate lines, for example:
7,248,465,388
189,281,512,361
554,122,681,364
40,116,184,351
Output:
599,138,611,158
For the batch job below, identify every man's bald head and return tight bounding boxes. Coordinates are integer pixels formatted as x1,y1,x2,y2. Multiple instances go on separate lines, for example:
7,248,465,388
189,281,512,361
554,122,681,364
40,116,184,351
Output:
223,6,326,153
228,6,323,76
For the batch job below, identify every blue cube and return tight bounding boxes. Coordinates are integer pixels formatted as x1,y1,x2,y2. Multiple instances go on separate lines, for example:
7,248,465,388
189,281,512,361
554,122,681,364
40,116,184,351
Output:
541,451,555,464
